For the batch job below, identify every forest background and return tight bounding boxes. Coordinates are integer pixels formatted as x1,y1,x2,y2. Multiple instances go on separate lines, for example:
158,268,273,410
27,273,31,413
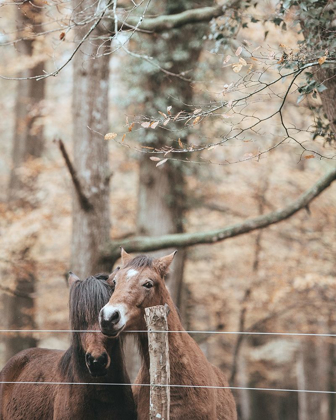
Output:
0,0,336,419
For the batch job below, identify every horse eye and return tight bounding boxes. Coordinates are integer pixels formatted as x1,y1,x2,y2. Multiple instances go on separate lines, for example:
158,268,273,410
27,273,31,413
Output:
143,281,153,289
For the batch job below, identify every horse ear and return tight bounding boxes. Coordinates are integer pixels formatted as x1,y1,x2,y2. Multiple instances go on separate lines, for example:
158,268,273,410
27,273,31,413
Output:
107,266,120,285
68,271,80,287
121,248,132,266
155,250,177,277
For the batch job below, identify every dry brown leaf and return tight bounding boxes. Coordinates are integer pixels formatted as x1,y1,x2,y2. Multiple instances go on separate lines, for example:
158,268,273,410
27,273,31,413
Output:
121,134,126,142
232,63,243,73
163,118,170,126
141,122,151,128
142,146,154,149
150,157,161,161
167,106,172,115
193,109,202,114
304,154,315,159
193,116,201,125
158,111,167,118
174,111,183,121
318,56,327,65
104,132,117,140
223,55,231,65
151,121,159,129
156,158,168,167
239,57,247,66
128,122,134,132
178,138,183,148
59,32,65,41
235,46,242,56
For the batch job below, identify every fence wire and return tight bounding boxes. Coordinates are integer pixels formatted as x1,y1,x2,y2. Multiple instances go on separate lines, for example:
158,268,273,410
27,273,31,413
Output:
1,328,334,394
0,381,335,395
0,329,335,337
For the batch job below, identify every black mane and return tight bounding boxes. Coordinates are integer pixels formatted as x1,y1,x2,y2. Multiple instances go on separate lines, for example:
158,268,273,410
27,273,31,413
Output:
125,255,153,269
59,273,113,378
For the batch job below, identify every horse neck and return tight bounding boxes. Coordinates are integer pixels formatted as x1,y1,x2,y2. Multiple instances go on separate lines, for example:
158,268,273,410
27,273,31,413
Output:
138,293,193,375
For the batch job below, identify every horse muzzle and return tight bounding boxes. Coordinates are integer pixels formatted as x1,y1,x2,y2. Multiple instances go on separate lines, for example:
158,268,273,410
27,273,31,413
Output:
85,352,109,377
99,304,126,337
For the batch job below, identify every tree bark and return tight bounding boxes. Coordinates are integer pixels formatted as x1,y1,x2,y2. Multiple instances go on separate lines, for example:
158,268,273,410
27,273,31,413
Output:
70,0,111,278
5,0,45,360
315,65,336,138
8,1,46,202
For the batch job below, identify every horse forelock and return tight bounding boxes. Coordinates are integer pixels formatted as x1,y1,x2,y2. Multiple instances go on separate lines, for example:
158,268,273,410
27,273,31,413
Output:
124,255,153,269
69,273,113,330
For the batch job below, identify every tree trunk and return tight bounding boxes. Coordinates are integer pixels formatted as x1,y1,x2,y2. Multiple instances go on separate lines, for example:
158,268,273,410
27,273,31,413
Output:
5,0,45,360
136,0,211,307
315,66,336,138
137,159,186,306
70,0,111,278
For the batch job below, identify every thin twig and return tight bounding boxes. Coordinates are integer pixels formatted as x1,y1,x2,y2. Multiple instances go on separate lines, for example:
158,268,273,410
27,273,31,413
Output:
54,139,93,212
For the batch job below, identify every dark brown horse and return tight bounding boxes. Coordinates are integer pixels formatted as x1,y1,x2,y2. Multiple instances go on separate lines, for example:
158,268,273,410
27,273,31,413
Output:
99,249,237,420
0,273,136,420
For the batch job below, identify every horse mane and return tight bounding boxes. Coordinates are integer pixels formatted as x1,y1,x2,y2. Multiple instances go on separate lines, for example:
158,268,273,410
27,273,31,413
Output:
59,273,113,379
125,255,153,269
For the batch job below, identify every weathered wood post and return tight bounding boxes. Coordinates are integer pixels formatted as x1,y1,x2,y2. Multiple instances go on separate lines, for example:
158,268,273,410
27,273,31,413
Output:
145,304,170,420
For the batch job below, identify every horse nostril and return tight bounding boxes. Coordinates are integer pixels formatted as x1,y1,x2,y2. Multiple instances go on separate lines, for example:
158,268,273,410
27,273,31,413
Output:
110,310,121,325
97,352,108,368
85,353,94,366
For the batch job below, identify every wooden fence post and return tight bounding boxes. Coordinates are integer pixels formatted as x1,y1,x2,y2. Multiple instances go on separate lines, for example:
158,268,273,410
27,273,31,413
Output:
145,304,170,420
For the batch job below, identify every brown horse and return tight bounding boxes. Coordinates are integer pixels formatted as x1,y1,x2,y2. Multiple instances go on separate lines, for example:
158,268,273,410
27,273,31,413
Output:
0,273,137,420
99,249,237,420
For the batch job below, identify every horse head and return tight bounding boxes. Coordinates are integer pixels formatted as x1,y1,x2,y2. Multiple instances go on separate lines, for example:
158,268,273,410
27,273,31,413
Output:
68,272,115,377
99,249,176,337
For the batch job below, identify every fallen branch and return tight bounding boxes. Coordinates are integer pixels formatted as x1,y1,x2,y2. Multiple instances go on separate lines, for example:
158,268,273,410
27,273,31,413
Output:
103,166,336,262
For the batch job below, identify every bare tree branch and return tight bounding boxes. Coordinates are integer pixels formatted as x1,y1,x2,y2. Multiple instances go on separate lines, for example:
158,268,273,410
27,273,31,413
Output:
0,285,35,299
103,166,336,261
116,3,238,33
54,139,93,212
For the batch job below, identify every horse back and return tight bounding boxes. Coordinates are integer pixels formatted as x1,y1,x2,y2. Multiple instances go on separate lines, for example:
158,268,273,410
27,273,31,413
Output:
0,348,63,420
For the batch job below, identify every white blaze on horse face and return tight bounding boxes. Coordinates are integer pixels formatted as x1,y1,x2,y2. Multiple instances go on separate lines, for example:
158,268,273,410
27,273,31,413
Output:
126,269,138,280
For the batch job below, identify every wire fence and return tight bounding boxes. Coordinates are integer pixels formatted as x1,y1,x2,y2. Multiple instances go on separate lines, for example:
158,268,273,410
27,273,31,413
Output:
0,381,335,395
0,328,334,394
0,329,335,337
